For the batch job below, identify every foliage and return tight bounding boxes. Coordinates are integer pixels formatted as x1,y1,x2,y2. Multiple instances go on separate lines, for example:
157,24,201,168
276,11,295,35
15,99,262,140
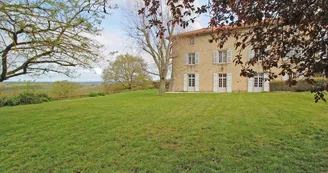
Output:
97,92,106,96
152,80,170,90
88,92,105,97
102,54,152,90
52,81,80,99
140,0,328,101
1,90,328,172
0,0,114,82
271,80,327,92
0,92,52,107
88,92,98,97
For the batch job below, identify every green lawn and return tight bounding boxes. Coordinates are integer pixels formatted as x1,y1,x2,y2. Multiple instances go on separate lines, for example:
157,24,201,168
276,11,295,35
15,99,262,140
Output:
1,90,328,172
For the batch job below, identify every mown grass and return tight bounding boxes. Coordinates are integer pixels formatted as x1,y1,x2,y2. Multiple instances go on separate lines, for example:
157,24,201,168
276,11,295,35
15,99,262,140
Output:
1,90,328,172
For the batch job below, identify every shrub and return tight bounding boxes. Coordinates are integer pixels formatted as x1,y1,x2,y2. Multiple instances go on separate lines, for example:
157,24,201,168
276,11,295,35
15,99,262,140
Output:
52,81,80,99
270,80,327,92
0,97,7,107
97,92,106,96
88,92,98,97
0,92,52,107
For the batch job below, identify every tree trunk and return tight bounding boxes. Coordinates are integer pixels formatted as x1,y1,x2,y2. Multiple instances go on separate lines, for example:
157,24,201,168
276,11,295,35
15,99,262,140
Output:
159,77,166,95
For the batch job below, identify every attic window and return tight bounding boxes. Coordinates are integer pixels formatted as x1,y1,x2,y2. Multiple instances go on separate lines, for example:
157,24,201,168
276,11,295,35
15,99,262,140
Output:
189,37,195,45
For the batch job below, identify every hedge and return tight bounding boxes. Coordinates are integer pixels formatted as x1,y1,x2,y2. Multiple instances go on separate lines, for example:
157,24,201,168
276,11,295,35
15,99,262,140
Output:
0,92,52,108
270,80,327,92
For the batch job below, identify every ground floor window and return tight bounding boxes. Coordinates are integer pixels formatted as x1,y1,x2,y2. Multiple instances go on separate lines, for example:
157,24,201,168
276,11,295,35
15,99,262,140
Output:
188,74,195,87
218,73,227,88
254,73,263,88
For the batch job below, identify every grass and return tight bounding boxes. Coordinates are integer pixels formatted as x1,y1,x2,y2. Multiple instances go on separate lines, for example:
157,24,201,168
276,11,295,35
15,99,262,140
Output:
0,82,104,98
1,90,328,172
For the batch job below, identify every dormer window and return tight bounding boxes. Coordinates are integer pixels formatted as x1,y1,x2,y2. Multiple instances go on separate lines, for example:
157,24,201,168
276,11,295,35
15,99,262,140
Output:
189,37,195,45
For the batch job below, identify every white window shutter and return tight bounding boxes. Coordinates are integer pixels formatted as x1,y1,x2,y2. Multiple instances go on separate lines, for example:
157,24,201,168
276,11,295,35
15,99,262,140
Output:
248,77,254,92
263,73,270,92
282,73,289,81
214,51,218,64
195,52,200,64
248,48,253,60
195,74,200,92
184,54,188,65
183,74,188,91
213,73,218,92
227,50,232,63
227,73,232,93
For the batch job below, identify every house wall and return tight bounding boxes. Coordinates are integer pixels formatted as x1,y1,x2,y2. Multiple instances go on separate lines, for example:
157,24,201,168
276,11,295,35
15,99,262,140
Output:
172,28,282,92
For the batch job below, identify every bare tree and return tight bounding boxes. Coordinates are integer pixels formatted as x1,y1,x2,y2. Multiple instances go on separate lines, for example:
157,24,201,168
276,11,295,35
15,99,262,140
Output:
121,0,180,95
0,0,114,82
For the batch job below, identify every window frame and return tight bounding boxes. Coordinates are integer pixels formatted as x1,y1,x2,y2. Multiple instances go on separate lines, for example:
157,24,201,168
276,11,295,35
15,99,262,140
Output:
254,73,264,88
188,74,195,87
188,53,196,65
218,51,228,64
189,37,195,45
218,73,227,88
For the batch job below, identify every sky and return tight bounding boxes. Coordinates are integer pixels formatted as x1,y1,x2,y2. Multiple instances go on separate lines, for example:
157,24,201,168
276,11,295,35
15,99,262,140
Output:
7,0,210,82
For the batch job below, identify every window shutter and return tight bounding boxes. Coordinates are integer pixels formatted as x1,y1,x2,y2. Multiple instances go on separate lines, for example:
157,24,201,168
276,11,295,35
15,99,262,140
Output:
248,48,254,60
195,74,200,92
265,47,270,60
227,73,232,93
248,77,254,92
214,51,218,64
282,73,289,81
227,50,232,63
213,73,218,92
263,73,270,92
183,74,188,91
195,52,200,64
184,54,188,65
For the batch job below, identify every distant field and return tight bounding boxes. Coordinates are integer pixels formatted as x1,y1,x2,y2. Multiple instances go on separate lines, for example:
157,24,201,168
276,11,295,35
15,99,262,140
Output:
1,90,328,172
0,82,104,98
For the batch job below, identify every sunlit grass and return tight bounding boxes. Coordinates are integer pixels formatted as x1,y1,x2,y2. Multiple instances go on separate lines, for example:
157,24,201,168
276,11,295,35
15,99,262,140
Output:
1,90,328,172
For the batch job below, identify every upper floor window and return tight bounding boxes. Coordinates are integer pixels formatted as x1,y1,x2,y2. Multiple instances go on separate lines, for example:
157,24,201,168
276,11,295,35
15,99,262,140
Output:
218,51,227,63
189,37,195,45
214,50,232,64
249,48,267,61
284,48,303,61
290,72,298,79
188,53,196,64
185,52,199,65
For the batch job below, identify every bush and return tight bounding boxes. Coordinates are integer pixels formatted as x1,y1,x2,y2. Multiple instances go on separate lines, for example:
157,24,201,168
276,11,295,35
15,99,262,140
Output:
0,92,52,107
97,92,106,96
0,97,7,107
270,80,327,92
88,92,98,97
52,81,80,99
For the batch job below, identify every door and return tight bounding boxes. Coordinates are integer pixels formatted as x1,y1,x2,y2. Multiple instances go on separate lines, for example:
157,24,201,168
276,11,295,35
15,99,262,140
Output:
188,74,195,92
218,73,227,92
253,73,264,92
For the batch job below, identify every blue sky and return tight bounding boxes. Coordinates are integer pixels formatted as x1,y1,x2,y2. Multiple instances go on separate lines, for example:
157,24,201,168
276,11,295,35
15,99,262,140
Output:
7,0,209,82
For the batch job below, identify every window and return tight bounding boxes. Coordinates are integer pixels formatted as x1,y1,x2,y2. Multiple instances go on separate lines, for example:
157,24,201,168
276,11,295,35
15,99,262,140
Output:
218,73,227,88
290,72,298,79
188,53,196,64
286,48,303,59
254,49,264,61
189,37,195,45
188,74,195,87
254,73,263,88
218,51,227,63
